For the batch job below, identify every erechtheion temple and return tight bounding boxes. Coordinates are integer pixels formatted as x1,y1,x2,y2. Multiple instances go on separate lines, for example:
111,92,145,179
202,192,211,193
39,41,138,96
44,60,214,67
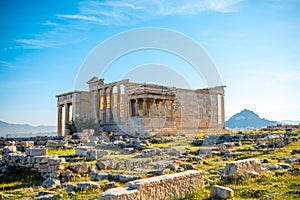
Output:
56,77,225,136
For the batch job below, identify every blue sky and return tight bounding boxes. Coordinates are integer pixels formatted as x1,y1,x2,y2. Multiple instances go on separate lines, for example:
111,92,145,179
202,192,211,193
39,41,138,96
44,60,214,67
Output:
1,0,300,126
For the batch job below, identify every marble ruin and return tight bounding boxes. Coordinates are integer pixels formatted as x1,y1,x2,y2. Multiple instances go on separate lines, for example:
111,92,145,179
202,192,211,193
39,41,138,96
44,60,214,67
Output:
56,78,225,136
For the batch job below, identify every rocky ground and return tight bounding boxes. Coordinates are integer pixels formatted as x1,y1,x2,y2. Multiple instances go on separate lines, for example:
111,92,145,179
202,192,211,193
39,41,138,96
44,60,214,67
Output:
0,129,299,199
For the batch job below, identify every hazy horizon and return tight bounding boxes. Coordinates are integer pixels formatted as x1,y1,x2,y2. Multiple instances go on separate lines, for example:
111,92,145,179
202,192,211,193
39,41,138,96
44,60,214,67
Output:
1,0,300,126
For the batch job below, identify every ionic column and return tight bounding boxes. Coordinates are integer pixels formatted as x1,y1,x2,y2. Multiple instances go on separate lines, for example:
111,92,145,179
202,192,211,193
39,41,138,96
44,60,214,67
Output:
57,105,63,136
161,100,165,116
65,104,70,126
221,95,225,130
165,100,169,119
110,86,113,121
94,91,100,120
64,104,70,135
135,99,139,116
170,100,174,119
152,99,157,116
103,87,107,122
131,100,135,116
142,98,147,116
117,85,121,122
99,89,103,120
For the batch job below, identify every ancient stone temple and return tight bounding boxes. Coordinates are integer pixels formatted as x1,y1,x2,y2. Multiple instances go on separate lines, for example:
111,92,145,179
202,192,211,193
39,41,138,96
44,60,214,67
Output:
56,78,225,136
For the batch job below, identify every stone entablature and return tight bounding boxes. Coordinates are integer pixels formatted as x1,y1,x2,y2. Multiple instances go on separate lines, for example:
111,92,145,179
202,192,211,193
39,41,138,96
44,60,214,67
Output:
56,78,225,136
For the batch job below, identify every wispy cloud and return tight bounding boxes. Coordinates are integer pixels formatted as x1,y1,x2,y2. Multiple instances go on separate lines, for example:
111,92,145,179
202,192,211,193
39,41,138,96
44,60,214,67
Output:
43,20,60,27
56,14,104,23
13,0,241,49
14,37,87,49
0,60,15,69
56,0,242,26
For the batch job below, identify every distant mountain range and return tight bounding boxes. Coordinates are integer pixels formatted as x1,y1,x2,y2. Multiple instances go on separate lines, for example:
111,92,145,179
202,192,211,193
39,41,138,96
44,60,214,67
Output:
0,120,56,137
226,109,278,129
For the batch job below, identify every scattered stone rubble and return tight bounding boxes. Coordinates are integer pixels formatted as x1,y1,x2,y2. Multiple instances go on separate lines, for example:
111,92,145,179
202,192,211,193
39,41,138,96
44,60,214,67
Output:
0,130,299,199
201,132,299,149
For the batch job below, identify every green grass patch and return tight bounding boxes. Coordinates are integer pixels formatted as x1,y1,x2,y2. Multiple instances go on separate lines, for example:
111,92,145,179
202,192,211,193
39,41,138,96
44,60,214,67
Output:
48,148,75,156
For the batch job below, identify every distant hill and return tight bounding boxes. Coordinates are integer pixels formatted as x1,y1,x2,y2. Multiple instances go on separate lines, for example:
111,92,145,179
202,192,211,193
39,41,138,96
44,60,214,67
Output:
281,120,300,125
226,109,278,129
0,120,56,137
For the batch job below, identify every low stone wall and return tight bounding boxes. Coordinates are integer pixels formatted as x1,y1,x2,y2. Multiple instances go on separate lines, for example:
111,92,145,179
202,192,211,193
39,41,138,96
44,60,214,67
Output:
46,140,68,148
2,147,65,179
96,159,152,170
75,146,109,160
203,133,299,146
0,136,63,147
100,170,206,200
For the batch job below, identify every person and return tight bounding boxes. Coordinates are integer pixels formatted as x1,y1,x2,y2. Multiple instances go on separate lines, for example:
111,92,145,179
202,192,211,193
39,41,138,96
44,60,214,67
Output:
108,131,114,144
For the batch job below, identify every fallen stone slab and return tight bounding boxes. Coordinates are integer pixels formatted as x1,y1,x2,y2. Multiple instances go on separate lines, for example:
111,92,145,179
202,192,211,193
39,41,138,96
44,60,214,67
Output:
210,185,234,199
48,158,66,165
65,188,76,195
86,150,98,160
46,140,68,148
2,146,17,154
77,181,100,191
244,170,259,178
223,158,261,179
105,182,116,188
96,160,114,170
198,147,218,155
35,156,57,164
69,162,88,174
37,194,63,200
21,141,34,148
75,146,95,157
42,178,61,188
127,170,205,200
90,172,109,181
118,174,140,183
26,148,48,156
262,163,293,171
99,186,140,200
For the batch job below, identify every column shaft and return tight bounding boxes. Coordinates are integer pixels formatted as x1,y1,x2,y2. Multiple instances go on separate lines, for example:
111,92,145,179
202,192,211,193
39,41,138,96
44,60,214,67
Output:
57,105,63,136
110,86,113,121
143,99,147,116
170,100,174,119
65,104,70,125
117,85,121,122
152,99,157,116
161,100,165,116
94,91,100,120
221,95,225,129
103,87,107,122
135,99,139,116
